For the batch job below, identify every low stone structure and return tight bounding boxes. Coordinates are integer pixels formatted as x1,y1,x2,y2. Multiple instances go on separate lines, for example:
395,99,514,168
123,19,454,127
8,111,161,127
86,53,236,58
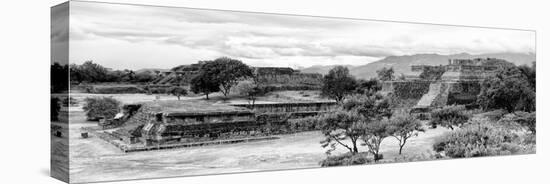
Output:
407,58,509,81
130,101,337,146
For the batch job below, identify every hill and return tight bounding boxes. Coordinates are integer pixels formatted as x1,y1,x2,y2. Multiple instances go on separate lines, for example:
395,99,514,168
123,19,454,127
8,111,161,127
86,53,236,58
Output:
299,52,535,79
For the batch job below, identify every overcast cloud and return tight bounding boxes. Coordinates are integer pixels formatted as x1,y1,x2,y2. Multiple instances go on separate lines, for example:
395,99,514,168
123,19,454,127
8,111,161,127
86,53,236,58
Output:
58,1,535,70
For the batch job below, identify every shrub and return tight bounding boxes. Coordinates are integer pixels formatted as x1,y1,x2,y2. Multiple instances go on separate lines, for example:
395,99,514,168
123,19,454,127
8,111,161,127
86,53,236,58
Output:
320,152,371,167
513,111,536,134
433,119,529,158
83,97,121,120
288,116,319,132
430,105,471,130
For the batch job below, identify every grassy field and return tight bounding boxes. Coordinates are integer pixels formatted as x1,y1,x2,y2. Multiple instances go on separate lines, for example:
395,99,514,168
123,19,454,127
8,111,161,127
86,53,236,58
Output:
67,93,450,183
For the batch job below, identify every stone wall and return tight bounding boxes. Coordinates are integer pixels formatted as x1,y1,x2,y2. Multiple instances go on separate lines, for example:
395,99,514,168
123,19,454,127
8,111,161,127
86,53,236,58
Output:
446,81,481,105
137,102,338,145
381,81,432,100
232,102,337,113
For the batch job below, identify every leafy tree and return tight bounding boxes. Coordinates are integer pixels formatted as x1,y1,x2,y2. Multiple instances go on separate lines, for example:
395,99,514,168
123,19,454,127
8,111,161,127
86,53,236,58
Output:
344,94,393,161
76,61,112,83
478,66,535,112
169,86,188,100
361,118,392,161
318,110,364,155
82,97,120,120
355,78,381,95
190,71,220,100
388,113,425,154
321,66,358,102
341,94,393,120
419,66,446,80
430,105,471,130
234,80,262,106
376,67,395,81
199,57,253,97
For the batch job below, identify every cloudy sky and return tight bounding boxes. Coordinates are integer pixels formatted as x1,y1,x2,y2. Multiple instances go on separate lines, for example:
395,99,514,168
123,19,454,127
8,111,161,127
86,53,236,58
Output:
53,1,535,70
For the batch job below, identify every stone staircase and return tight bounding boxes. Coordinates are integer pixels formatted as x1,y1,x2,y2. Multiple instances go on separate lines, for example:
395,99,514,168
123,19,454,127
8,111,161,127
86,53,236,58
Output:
415,82,442,108
412,82,450,120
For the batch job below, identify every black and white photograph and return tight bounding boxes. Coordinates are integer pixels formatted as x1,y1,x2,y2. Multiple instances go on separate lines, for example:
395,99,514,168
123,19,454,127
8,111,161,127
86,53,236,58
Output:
46,0,538,183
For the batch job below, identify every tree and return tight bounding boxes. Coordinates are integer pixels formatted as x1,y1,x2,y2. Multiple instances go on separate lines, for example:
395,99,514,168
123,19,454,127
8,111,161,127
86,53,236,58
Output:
388,113,425,154
199,57,254,97
355,78,381,95
477,66,535,112
361,118,391,161
430,105,471,130
344,94,393,161
169,86,188,100
234,80,262,106
76,61,112,83
321,66,358,102
341,94,393,120
376,67,395,81
318,110,364,155
190,71,220,100
82,97,121,120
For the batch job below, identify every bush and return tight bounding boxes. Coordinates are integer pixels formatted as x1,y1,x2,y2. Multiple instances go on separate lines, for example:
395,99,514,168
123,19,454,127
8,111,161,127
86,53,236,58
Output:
513,111,536,134
430,105,471,130
288,116,319,132
433,119,531,158
320,152,371,167
83,97,121,120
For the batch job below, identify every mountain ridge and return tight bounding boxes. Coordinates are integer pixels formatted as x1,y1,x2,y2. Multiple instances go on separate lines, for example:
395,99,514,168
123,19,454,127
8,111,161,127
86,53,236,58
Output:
300,52,535,79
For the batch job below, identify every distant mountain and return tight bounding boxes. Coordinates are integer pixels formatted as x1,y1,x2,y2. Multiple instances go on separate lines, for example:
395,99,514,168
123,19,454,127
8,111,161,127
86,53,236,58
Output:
299,52,535,79
299,65,353,74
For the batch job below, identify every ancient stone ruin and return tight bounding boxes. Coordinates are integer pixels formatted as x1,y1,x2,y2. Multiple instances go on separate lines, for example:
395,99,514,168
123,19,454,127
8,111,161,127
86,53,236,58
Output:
385,58,511,115
103,101,337,149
